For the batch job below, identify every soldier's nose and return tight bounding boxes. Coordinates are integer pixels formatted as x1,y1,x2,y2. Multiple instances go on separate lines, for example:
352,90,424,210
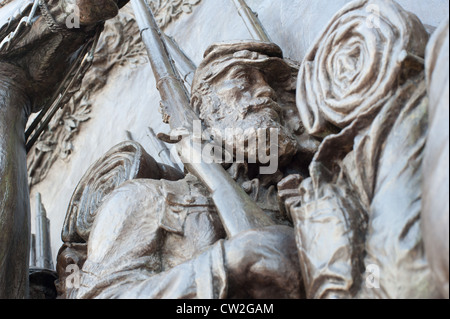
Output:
252,72,277,100
254,84,277,100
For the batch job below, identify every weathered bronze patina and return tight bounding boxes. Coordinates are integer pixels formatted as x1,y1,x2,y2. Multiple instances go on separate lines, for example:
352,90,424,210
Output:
0,0,448,300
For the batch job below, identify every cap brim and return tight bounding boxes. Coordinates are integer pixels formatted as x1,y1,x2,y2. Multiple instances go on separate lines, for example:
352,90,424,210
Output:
197,56,294,89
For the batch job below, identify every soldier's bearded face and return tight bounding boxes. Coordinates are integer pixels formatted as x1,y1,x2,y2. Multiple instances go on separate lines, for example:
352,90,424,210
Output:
202,64,298,165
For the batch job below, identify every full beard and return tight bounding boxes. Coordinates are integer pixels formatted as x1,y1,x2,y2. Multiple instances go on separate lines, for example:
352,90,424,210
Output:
209,110,299,168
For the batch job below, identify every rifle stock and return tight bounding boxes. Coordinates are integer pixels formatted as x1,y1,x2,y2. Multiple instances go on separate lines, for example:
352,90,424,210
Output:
131,0,274,238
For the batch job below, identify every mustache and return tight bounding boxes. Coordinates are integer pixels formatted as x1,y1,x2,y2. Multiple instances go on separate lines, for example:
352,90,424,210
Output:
240,97,282,119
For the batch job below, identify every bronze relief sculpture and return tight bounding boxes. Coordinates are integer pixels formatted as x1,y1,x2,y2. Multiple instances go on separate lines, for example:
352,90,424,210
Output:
289,0,438,299
56,40,306,299
0,0,448,299
0,0,129,299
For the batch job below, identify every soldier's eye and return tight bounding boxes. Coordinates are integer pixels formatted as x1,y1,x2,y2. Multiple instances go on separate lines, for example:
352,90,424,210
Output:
235,71,250,81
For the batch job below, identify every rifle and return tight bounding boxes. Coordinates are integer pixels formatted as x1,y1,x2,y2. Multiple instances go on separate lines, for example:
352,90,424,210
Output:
230,0,271,42
131,0,274,238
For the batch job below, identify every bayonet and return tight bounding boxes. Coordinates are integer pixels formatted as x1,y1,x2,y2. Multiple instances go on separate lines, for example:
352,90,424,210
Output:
35,193,53,270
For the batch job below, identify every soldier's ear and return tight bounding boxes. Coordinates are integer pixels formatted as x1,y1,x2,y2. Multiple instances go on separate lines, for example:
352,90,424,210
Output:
191,94,201,115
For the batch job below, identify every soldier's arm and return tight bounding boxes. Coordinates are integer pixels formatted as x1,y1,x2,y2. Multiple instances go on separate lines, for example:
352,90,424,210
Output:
0,0,128,113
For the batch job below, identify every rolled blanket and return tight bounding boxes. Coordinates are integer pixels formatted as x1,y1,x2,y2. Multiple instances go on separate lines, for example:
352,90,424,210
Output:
61,141,184,243
296,0,429,137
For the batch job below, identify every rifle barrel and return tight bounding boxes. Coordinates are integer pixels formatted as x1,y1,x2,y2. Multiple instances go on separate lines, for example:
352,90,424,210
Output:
231,0,271,42
132,1,195,130
163,34,196,90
